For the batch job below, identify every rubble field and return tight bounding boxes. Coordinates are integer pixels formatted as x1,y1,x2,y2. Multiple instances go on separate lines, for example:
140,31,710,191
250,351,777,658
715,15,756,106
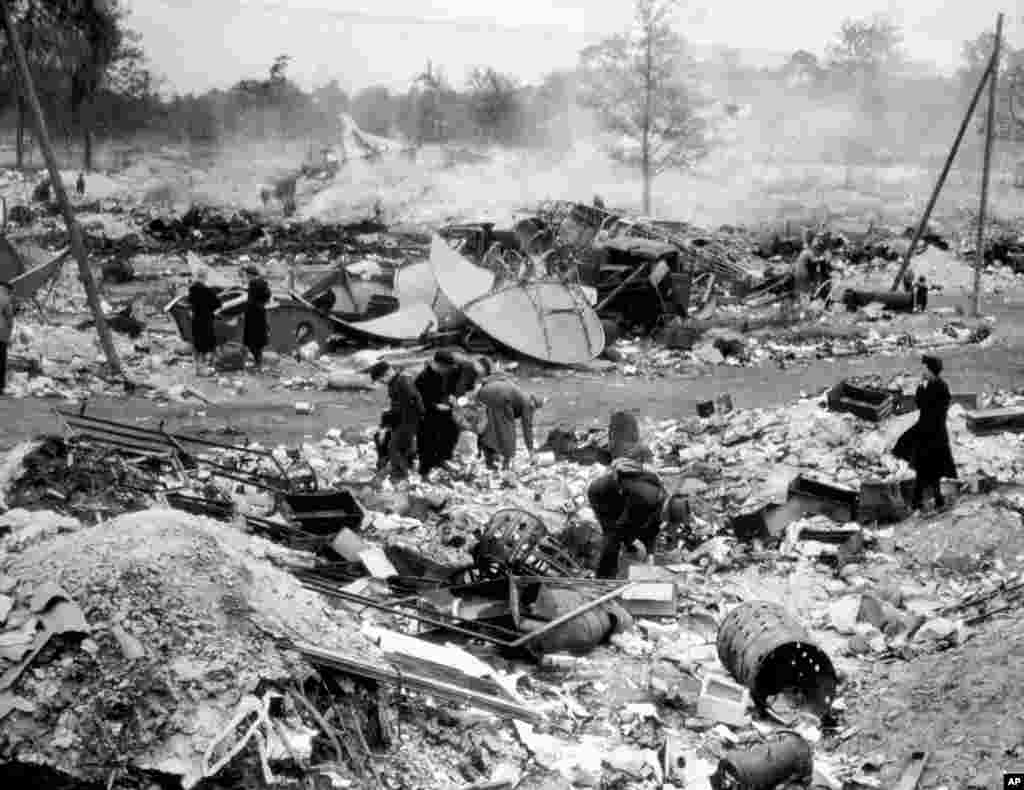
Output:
0,370,1023,788
2,162,1024,790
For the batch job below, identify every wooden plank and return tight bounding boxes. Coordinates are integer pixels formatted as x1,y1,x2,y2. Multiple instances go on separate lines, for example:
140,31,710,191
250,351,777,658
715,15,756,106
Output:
892,751,929,790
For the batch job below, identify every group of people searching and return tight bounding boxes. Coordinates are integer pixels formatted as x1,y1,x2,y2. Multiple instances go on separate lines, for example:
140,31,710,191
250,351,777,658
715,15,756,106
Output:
367,351,544,482
188,265,272,375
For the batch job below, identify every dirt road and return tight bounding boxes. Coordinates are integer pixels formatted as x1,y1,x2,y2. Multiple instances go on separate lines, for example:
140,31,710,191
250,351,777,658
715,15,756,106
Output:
4,339,1022,451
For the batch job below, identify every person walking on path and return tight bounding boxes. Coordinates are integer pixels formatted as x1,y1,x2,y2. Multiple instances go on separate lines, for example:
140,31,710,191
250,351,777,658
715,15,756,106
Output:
415,351,458,477
369,361,424,482
241,265,271,370
188,268,219,375
0,281,14,396
476,364,542,471
893,354,957,512
587,446,691,579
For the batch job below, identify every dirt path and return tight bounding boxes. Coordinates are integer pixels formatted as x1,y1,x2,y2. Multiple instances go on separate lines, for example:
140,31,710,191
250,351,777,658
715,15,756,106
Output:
4,339,1022,451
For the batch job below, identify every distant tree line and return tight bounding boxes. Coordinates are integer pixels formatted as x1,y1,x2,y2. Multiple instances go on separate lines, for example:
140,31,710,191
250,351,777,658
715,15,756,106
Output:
0,0,1018,183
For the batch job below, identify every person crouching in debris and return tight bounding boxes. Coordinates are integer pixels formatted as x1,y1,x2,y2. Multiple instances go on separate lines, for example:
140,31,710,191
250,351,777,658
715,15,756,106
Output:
241,265,272,371
188,268,219,375
369,361,424,482
476,362,542,471
587,446,691,578
0,281,14,396
892,355,957,513
415,351,459,477
912,275,928,312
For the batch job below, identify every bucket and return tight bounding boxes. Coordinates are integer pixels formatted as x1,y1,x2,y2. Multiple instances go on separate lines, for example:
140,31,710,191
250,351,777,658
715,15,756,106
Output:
716,601,836,714
710,731,813,790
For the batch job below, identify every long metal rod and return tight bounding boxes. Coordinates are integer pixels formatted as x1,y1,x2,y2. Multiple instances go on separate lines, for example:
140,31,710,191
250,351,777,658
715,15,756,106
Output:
973,13,1004,318
889,54,996,292
508,583,635,649
299,578,521,645
0,0,125,379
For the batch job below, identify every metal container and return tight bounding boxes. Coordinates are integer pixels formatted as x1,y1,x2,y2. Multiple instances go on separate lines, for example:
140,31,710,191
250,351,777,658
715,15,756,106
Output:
710,731,813,790
716,601,837,714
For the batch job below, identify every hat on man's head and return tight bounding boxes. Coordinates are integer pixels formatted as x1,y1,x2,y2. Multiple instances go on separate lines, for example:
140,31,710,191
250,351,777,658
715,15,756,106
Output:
433,350,456,366
367,361,392,381
922,354,942,376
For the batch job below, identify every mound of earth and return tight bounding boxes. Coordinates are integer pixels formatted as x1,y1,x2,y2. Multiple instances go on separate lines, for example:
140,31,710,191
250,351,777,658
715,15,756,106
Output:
0,508,381,788
842,607,1024,789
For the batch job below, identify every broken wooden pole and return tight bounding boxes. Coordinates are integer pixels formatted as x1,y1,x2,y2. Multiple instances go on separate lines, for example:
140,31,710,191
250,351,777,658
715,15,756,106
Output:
890,52,996,293
0,0,125,379
972,12,1004,318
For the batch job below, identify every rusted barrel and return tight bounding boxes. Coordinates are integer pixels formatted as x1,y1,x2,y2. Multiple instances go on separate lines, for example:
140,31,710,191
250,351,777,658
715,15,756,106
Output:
716,601,836,714
710,731,813,790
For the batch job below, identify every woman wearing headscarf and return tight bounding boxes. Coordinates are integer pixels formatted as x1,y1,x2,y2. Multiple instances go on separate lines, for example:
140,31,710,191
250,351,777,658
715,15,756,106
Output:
188,268,219,375
476,362,542,471
241,265,271,370
893,355,957,512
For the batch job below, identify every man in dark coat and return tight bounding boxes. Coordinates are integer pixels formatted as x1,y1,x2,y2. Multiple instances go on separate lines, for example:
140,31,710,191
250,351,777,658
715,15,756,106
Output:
587,447,691,578
476,367,542,471
369,361,424,482
415,350,458,477
188,268,219,375
241,266,271,369
893,355,957,511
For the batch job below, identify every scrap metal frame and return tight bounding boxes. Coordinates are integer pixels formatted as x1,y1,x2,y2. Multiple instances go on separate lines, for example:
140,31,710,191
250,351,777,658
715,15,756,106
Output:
56,404,318,495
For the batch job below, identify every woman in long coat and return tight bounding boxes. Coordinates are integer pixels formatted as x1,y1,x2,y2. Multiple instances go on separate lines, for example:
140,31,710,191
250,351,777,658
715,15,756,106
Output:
188,268,219,375
893,355,957,511
241,266,271,369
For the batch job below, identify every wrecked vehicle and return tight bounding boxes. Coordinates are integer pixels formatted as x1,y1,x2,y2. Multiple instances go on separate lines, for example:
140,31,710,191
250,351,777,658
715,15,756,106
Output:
581,237,692,332
165,287,341,354
430,235,605,366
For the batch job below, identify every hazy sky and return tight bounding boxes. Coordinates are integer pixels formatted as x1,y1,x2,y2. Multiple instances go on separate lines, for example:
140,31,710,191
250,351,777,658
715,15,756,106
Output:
127,0,1019,95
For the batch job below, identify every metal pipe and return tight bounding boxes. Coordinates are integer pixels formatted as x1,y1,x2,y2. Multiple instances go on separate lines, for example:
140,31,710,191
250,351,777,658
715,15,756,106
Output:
508,583,635,648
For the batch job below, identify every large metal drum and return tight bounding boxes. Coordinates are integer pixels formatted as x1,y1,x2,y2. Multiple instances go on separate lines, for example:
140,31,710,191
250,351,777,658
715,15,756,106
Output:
716,601,836,714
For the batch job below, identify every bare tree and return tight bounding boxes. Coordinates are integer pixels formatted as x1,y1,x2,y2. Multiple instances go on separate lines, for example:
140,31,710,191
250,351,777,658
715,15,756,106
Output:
578,0,708,215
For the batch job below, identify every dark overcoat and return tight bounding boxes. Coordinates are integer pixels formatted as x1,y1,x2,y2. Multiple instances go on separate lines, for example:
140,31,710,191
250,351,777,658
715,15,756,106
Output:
893,377,957,480
188,282,219,354
242,277,271,351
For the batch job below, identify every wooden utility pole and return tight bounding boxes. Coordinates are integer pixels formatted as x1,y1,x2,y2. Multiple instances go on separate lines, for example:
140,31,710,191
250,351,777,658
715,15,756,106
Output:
890,54,996,292
972,12,1004,318
0,0,125,378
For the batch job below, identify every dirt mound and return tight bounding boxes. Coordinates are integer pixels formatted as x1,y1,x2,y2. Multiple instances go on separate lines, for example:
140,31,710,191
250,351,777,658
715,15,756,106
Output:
0,508,381,788
843,607,1024,788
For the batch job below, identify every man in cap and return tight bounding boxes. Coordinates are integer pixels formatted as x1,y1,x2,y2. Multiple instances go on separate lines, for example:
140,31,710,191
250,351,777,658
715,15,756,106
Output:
415,350,459,477
0,281,13,396
476,364,542,471
369,361,423,482
587,446,690,578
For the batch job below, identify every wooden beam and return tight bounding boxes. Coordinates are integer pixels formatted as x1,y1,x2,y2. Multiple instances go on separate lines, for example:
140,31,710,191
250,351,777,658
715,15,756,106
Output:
889,53,996,293
972,13,1004,318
